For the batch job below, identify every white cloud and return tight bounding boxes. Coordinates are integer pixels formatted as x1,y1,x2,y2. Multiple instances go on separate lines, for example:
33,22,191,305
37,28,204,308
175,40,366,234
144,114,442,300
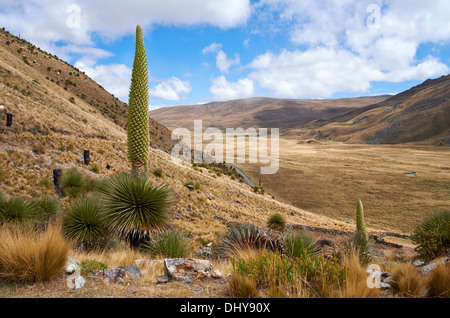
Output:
75,61,132,101
209,76,254,100
243,38,250,48
202,43,223,55
246,0,450,98
247,47,449,98
0,0,252,47
216,51,240,73
149,77,192,101
203,43,240,73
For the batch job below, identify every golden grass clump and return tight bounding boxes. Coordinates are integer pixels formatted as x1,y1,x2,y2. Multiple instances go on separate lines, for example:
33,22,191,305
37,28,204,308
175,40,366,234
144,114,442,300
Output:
427,263,450,298
0,225,70,283
335,252,380,298
390,263,428,298
228,273,259,298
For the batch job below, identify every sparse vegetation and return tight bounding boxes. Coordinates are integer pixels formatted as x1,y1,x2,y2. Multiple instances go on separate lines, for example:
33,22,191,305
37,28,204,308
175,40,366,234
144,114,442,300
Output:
267,213,286,232
412,211,450,261
283,232,321,259
144,230,192,258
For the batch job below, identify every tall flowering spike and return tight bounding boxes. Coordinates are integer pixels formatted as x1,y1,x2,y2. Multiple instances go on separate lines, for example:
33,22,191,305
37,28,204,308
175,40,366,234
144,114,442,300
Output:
356,200,369,247
128,25,150,173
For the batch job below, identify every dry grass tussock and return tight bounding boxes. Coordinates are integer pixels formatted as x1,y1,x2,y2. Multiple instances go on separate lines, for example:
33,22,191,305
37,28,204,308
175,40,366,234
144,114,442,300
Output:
427,263,450,298
389,263,428,298
0,224,69,283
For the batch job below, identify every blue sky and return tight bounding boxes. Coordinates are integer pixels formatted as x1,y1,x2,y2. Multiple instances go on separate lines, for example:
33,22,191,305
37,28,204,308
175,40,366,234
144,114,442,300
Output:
1,0,449,109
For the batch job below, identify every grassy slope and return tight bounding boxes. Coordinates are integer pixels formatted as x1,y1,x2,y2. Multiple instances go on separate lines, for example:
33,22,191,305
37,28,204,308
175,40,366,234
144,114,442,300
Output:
0,28,368,244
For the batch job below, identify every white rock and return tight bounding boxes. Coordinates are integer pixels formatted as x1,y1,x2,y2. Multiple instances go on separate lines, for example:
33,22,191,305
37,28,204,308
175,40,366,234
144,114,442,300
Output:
66,257,80,275
74,275,86,291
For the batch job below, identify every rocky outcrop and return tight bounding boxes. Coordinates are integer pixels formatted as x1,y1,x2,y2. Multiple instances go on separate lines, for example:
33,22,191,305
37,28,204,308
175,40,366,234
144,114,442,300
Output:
164,258,212,281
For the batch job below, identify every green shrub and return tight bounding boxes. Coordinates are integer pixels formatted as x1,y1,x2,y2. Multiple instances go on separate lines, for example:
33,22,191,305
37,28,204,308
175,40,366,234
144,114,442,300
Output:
283,232,321,259
412,211,450,261
33,196,60,220
38,178,52,189
144,230,192,258
61,167,87,199
153,168,163,178
267,213,286,232
92,165,100,174
80,260,108,274
100,173,172,239
234,251,345,297
63,197,109,245
0,197,37,226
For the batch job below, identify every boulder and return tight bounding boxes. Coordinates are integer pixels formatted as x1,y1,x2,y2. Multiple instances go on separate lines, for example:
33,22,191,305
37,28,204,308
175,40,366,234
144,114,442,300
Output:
211,269,223,279
164,258,212,281
66,257,81,275
96,267,141,283
157,275,169,284
74,275,86,291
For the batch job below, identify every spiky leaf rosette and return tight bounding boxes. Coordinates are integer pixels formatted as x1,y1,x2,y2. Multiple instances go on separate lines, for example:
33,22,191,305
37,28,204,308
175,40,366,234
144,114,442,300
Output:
100,173,172,239
356,200,369,248
63,197,108,244
128,25,150,173
0,198,37,226
282,232,320,259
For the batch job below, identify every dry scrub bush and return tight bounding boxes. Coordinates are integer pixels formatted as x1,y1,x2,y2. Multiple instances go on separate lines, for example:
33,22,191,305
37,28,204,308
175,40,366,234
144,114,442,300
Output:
390,263,428,298
334,252,380,298
427,263,450,298
229,274,259,298
0,225,69,283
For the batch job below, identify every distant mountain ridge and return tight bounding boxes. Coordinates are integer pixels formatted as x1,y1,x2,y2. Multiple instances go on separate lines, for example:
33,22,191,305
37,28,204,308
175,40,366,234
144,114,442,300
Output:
150,95,390,131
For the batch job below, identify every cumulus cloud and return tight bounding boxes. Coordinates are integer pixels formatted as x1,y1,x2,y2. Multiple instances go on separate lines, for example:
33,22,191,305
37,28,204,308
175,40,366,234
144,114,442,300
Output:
246,0,450,98
203,43,240,73
75,61,132,101
149,77,192,101
209,76,254,100
0,0,252,47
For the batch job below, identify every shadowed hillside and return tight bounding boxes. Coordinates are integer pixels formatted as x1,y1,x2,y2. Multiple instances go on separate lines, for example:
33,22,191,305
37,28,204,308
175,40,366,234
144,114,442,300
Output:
150,96,390,131
292,75,450,146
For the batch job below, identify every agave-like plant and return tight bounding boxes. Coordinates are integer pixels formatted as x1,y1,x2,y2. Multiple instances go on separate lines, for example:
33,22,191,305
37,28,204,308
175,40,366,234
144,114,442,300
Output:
33,196,60,220
144,230,192,258
282,232,321,259
128,25,150,173
63,197,109,244
61,167,87,199
0,197,37,226
220,223,283,257
412,211,450,261
100,173,172,240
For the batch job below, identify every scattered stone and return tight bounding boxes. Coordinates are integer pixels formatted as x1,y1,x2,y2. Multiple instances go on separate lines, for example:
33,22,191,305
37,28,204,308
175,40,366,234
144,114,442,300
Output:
211,269,223,279
164,258,212,281
117,266,141,278
157,275,169,284
74,275,86,291
66,258,81,275
187,185,194,191
192,288,204,292
182,278,193,284
413,260,425,267
421,257,449,275
290,211,296,216
96,267,140,283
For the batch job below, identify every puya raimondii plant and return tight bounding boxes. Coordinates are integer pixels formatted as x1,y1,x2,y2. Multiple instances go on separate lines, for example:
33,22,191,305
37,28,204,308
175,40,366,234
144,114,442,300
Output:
356,200,369,248
128,25,150,174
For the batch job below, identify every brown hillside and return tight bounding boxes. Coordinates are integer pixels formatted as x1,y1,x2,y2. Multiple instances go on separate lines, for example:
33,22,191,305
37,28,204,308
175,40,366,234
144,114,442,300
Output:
0,27,173,151
295,75,450,146
150,96,390,131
